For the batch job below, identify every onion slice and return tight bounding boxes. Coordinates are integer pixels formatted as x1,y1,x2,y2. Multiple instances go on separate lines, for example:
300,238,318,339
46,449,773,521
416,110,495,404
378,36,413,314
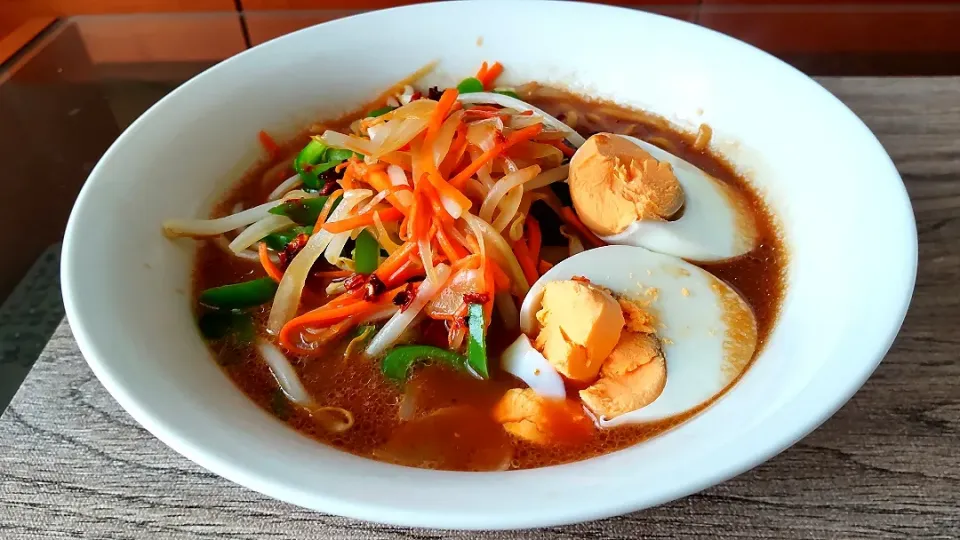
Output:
365,264,452,358
457,92,586,147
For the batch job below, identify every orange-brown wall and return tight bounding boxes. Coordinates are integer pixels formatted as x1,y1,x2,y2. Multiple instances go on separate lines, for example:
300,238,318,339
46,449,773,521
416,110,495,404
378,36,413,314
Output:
3,1,960,66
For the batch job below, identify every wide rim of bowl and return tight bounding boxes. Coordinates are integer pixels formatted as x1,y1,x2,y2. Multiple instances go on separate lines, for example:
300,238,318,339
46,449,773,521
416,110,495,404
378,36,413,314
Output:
62,0,917,530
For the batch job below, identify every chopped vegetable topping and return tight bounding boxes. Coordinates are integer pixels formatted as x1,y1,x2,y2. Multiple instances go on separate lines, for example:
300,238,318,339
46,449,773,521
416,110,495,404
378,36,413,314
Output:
199,278,278,310
381,345,469,382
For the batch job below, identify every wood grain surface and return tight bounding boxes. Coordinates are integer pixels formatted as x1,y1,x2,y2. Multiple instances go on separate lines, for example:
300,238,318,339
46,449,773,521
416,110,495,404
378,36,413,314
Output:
1,77,958,539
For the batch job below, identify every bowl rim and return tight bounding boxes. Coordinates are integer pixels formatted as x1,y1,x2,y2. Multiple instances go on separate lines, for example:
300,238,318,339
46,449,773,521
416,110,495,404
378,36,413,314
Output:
62,0,918,529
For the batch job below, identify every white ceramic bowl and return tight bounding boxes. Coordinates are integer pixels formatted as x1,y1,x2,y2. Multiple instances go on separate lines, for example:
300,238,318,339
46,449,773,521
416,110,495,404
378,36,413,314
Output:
62,0,916,530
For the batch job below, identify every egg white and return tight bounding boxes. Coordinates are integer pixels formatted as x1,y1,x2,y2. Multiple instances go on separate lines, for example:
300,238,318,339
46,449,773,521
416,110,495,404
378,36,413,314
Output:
519,245,758,425
598,135,758,263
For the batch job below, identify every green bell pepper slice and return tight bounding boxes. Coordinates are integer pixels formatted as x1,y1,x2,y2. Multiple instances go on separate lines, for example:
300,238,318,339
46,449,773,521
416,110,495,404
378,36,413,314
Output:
269,197,328,226
262,225,314,251
199,278,278,310
493,88,521,100
466,303,489,378
456,77,484,94
353,229,380,274
381,345,469,382
197,310,255,344
368,106,395,118
293,139,328,189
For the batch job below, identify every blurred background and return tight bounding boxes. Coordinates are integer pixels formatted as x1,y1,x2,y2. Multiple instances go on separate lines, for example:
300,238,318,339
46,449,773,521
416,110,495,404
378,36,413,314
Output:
0,0,957,407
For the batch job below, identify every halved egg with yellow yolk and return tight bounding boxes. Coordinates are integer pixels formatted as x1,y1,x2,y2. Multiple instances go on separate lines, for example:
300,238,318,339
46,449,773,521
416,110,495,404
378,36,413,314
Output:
568,133,758,263
518,245,758,425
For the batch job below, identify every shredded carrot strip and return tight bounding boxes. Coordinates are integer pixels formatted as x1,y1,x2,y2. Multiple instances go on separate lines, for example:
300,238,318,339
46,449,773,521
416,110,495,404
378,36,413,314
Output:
258,130,280,159
258,242,284,282
340,161,359,190
410,178,431,240
378,151,412,171
279,287,404,350
365,169,410,214
385,257,423,286
544,138,575,157
434,216,464,262
489,261,511,291
449,124,544,189
538,259,554,274
526,215,542,263
312,270,353,279
420,180,453,224
335,160,350,173
376,240,418,281
442,220,469,258
314,188,344,229
559,207,606,248
478,62,503,90
430,88,459,134
512,239,539,285
476,61,489,81
323,207,404,234
452,254,481,273
439,126,467,178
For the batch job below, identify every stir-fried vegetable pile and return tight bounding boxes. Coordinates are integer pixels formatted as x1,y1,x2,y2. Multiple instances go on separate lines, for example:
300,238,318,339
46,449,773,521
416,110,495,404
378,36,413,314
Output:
164,61,607,404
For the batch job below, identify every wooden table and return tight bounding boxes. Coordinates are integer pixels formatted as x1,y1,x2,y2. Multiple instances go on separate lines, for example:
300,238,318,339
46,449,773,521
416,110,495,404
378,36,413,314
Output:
0,77,957,539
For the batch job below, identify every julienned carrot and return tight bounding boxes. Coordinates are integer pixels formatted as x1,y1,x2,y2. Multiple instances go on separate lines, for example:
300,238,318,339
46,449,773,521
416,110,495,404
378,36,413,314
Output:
376,240,418,281
489,260,511,291
366,168,409,213
258,130,280,159
385,257,424,286
478,62,503,90
511,238,539,285
258,242,284,282
422,156,473,214
449,124,544,189
314,188,344,229
440,127,468,177
279,287,404,351
558,206,606,248
538,259,554,274
525,215,542,263
451,254,481,273
323,207,404,234
434,216,466,262
429,88,459,134
476,61,489,81
544,138,575,157
312,270,353,279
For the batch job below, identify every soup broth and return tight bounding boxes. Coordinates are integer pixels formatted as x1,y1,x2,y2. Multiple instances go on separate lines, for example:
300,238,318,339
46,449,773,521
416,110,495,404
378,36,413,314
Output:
191,82,786,471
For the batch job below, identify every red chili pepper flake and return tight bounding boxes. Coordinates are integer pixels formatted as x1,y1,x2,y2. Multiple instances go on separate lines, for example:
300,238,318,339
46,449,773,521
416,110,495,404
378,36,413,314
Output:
571,275,592,284
394,282,419,312
427,87,443,101
410,91,422,101
363,274,386,301
318,180,338,195
343,274,368,291
463,292,489,304
278,233,310,269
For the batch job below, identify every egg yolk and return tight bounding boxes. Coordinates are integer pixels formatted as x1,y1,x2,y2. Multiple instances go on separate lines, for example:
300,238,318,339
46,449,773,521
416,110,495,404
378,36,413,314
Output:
568,133,685,236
